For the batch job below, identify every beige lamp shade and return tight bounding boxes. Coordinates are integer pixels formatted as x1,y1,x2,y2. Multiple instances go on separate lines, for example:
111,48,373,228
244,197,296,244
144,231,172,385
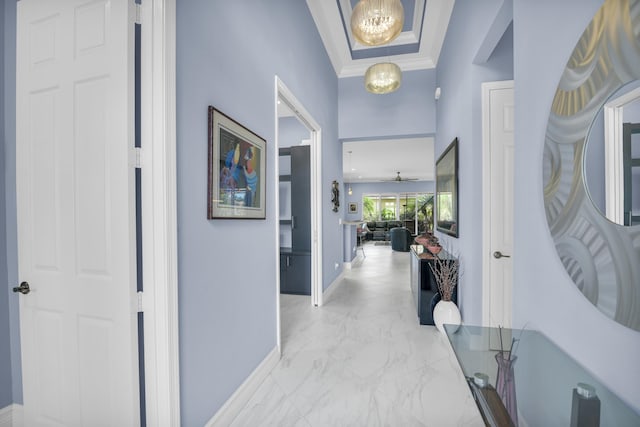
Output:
365,62,402,94
350,0,404,46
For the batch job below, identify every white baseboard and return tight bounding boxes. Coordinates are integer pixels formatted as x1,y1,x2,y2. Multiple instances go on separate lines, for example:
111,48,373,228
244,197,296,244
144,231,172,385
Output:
347,252,365,269
0,404,23,427
0,406,9,427
205,346,280,427
322,270,346,304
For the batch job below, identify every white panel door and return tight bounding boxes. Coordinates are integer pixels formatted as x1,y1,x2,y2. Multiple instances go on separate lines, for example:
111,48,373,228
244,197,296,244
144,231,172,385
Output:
16,1,139,425
483,82,515,328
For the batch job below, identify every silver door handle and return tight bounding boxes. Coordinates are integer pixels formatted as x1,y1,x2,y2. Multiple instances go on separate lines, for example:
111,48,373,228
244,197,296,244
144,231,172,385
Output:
493,251,511,259
13,281,31,295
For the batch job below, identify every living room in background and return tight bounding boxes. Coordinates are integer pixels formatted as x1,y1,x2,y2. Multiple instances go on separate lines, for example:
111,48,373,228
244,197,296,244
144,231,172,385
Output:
363,192,433,237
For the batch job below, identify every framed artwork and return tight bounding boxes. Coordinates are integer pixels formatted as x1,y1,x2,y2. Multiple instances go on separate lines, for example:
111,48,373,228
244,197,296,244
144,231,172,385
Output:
348,202,358,214
208,106,266,219
436,137,459,237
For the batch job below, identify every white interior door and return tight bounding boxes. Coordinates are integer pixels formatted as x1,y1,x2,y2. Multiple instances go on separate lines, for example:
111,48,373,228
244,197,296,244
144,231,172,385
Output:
16,1,139,425
482,81,515,328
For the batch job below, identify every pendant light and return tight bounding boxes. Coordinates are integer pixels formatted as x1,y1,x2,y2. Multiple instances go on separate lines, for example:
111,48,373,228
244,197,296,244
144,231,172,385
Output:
347,151,353,195
365,62,402,94
350,0,404,46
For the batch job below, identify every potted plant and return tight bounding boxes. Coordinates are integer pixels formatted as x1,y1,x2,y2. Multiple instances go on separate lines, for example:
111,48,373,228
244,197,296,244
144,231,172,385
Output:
425,234,441,254
429,253,461,333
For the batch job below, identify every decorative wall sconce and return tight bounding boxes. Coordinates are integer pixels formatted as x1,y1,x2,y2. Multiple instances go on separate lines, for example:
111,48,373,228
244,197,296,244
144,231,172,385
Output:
331,180,340,212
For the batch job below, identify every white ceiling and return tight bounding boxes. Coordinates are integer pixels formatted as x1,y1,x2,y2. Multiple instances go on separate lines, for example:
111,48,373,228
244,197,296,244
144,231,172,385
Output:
343,137,434,182
297,1,451,183
306,0,454,77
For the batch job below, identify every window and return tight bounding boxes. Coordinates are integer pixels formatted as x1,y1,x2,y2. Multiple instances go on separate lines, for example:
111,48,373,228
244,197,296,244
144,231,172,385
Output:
362,195,378,221
416,193,434,234
363,193,434,233
380,196,397,220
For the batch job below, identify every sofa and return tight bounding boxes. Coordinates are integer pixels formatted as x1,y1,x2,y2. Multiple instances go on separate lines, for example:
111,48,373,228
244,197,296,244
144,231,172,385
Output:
365,221,402,241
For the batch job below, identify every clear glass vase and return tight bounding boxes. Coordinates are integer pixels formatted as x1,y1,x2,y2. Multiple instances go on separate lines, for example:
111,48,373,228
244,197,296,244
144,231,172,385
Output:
495,352,518,426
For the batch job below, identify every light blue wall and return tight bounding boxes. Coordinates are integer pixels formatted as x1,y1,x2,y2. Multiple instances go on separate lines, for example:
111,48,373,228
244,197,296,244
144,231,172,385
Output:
2,0,20,405
176,1,339,425
435,0,514,325
513,0,640,412
338,69,437,139
0,0,11,409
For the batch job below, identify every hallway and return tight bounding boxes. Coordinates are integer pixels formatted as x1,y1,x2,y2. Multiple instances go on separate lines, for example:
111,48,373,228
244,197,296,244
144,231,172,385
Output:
230,244,483,426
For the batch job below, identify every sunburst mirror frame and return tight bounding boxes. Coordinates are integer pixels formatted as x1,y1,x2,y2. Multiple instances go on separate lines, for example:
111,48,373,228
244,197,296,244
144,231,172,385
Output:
543,0,640,331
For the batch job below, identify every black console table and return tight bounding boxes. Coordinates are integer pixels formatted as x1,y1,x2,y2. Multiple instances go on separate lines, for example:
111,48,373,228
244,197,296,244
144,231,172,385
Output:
409,244,457,325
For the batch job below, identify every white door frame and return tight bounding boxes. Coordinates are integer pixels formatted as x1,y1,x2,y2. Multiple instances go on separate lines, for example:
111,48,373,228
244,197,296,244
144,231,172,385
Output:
481,80,514,328
139,0,180,425
13,0,180,423
603,86,640,225
275,77,323,353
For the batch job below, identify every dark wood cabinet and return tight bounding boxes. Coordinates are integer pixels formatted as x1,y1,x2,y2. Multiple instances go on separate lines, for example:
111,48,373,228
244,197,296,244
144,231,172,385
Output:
410,245,458,325
280,250,311,295
279,146,311,295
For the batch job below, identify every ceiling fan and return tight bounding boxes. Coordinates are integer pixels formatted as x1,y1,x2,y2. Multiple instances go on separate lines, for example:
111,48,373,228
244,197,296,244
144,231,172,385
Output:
383,171,419,182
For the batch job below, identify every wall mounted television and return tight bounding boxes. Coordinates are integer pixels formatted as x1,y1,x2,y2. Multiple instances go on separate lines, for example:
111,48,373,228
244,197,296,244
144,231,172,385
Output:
435,137,459,237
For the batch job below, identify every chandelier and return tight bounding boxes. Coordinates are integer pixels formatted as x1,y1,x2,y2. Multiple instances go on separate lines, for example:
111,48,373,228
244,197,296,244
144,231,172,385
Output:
365,62,402,94
350,0,404,46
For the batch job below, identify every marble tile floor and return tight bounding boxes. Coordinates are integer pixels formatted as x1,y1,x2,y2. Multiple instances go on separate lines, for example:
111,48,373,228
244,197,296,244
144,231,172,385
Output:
230,243,483,427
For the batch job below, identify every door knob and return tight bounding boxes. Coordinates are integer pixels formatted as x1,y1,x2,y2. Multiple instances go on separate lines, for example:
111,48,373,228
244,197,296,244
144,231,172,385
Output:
493,251,511,259
13,281,31,295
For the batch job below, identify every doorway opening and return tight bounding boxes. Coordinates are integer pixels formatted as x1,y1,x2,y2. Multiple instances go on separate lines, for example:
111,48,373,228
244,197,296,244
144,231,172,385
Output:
275,77,323,353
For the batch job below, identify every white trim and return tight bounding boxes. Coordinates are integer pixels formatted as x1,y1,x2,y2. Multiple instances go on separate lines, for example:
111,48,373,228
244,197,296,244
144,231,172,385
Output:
0,404,23,427
322,270,346,304
604,106,623,224
481,81,492,327
312,127,323,308
343,250,365,270
481,80,514,327
275,77,324,353
204,347,280,427
274,81,282,353
139,0,181,425
0,405,12,427
306,0,453,77
603,86,640,225
337,0,423,51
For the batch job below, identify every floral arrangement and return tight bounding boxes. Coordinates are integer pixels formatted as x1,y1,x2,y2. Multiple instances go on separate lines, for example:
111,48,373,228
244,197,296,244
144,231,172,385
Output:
428,253,460,301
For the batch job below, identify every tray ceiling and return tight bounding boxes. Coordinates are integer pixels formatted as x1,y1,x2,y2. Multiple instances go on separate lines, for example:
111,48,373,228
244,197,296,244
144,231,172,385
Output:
307,0,454,78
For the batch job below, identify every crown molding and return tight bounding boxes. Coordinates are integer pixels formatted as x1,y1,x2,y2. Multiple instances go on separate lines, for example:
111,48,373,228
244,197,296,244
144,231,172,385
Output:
307,0,454,78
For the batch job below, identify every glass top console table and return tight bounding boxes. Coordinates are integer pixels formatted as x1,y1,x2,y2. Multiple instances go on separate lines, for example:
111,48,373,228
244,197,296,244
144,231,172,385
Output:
444,324,639,427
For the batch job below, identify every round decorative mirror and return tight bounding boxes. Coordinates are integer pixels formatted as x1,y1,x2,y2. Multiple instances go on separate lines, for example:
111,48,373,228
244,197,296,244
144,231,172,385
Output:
543,0,640,332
